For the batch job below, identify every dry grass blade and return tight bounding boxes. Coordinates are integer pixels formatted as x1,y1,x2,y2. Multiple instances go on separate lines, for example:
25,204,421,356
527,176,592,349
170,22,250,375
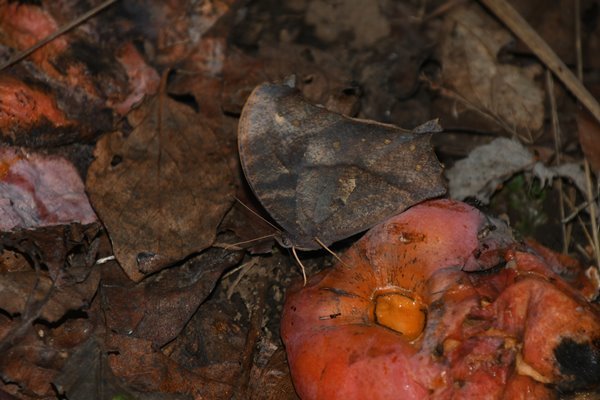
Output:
0,0,120,71
225,259,259,299
574,0,600,273
545,71,571,253
584,160,600,271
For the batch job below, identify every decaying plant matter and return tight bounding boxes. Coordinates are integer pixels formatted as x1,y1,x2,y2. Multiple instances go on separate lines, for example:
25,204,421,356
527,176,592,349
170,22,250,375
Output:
282,199,600,399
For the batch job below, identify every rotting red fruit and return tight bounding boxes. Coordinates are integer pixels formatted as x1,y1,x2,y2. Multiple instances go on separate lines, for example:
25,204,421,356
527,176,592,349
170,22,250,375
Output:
281,199,600,399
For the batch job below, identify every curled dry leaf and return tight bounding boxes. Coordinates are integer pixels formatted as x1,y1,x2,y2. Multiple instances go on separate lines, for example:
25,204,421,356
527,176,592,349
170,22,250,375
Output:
440,4,544,136
0,147,97,231
446,137,588,204
86,94,235,281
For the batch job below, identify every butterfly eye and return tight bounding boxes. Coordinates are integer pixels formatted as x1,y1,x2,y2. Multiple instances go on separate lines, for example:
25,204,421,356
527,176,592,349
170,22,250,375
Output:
280,234,293,248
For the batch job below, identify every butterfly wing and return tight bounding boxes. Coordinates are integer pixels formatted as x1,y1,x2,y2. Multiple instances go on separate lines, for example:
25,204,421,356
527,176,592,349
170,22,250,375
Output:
238,83,312,246
238,83,446,250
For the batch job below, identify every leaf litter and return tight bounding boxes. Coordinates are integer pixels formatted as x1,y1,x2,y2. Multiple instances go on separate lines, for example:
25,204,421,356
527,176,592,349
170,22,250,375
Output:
0,0,599,399
86,89,235,281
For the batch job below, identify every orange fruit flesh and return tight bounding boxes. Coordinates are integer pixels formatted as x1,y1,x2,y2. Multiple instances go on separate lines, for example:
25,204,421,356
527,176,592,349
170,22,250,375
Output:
375,293,426,341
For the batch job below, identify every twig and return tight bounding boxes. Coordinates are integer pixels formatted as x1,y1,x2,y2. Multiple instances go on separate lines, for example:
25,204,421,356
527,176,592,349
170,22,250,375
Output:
545,71,570,253
0,0,120,71
575,0,583,81
477,0,600,126
573,0,600,272
225,259,258,299
584,160,600,271
562,198,593,224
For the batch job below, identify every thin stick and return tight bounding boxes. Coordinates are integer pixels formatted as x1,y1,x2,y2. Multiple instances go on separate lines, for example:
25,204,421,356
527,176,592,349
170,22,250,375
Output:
225,259,258,299
291,246,307,286
562,199,593,224
584,160,600,271
0,0,120,71
545,71,570,253
575,0,584,81
574,0,600,272
477,0,600,126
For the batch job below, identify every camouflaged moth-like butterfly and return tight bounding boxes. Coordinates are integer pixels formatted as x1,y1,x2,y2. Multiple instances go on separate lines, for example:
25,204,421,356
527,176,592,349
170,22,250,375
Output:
238,82,446,251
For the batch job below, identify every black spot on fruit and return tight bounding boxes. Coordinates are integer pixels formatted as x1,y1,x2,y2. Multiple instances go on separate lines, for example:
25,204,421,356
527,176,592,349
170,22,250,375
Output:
554,338,600,391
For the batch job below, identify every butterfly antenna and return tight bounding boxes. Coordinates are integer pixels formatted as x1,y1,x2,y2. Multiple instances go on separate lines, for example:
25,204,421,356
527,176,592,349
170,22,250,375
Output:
291,246,308,286
233,196,282,233
215,233,277,250
313,237,350,268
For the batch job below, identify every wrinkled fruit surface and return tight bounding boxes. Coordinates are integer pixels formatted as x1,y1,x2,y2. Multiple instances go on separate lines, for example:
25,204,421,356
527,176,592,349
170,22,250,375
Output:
281,199,600,399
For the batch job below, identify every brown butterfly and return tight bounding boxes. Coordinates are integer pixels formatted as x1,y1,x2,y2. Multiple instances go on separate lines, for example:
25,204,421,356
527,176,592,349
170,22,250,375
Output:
238,82,446,252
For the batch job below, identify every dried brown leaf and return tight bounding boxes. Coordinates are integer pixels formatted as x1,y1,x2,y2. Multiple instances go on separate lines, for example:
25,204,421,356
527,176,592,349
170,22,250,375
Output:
167,300,247,383
0,224,105,398
576,108,600,172
440,4,545,136
55,336,191,400
0,223,104,322
247,347,298,400
102,245,243,347
86,94,235,281
305,0,390,48
107,333,232,400
0,328,62,397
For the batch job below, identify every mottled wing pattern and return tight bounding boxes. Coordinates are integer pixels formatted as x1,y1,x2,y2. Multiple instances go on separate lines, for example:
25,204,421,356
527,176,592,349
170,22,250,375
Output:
238,83,446,250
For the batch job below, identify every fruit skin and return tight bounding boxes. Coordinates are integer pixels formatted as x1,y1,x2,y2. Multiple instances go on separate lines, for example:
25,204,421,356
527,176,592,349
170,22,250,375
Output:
281,199,600,399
